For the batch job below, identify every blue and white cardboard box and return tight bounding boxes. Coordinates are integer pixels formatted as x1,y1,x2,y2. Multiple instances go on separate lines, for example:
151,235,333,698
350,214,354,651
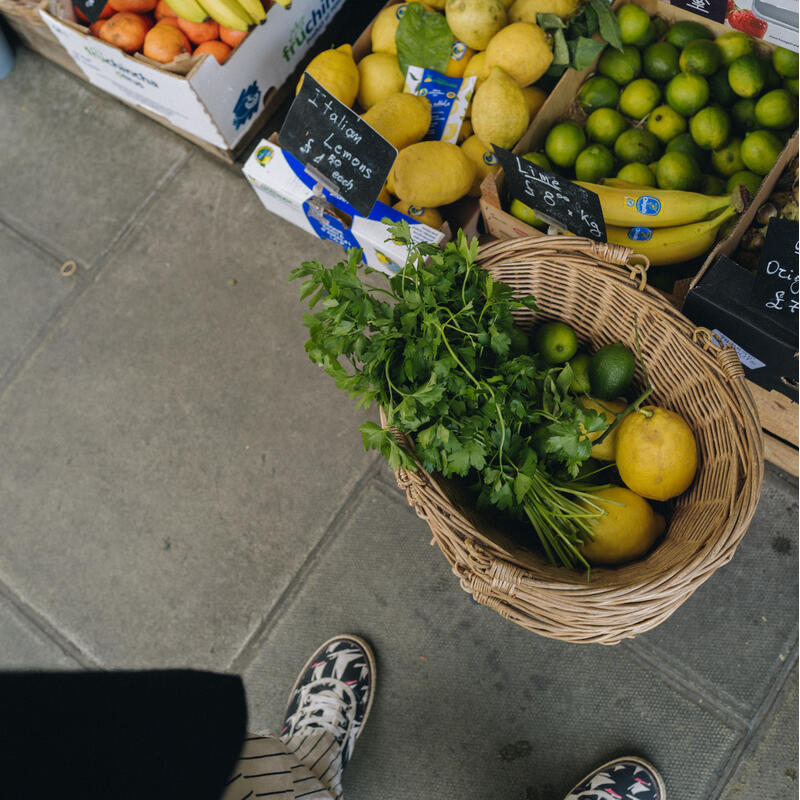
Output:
242,138,448,274
40,0,345,151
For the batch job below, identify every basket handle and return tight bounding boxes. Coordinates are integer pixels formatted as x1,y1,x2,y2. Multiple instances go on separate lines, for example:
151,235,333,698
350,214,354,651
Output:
547,237,651,291
691,327,745,381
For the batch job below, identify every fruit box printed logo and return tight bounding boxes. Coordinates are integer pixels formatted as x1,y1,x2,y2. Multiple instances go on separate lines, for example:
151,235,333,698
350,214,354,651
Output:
282,0,345,62
85,45,158,89
256,145,275,166
233,81,261,129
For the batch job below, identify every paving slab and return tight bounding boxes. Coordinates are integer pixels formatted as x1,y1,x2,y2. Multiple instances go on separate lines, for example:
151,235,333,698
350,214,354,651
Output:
242,478,742,800
0,151,376,669
0,223,78,382
0,48,189,267
631,466,799,715
720,664,798,800
0,593,80,669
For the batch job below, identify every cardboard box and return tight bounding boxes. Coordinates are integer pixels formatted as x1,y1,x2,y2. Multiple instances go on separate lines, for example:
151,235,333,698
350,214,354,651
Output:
37,0,346,160
480,0,790,302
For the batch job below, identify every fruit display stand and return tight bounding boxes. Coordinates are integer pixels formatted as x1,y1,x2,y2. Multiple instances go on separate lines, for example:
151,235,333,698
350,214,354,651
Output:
34,0,349,162
385,235,763,644
478,0,786,304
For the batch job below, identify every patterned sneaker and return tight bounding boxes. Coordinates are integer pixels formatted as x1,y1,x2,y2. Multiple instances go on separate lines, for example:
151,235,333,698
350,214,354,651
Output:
279,635,376,799
564,756,666,800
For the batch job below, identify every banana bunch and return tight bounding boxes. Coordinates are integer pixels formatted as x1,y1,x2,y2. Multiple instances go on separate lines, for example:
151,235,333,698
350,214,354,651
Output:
575,181,746,266
165,0,289,33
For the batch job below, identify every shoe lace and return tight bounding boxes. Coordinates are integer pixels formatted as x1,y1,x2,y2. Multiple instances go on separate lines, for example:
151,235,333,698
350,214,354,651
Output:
290,680,357,746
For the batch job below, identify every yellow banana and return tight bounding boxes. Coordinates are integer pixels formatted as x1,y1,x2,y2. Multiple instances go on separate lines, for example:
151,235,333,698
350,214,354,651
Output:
606,206,737,266
271,0,291,7
236,0,266,24
164,0,208,23
575,180,733,228
195,0,253,30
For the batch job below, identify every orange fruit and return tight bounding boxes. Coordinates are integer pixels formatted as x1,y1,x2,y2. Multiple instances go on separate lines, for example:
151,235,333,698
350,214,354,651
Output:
99,12,150,51
143,22,191,61
193,40,231,63
219,25,247,47
155,16,180,26
154,0,176,18
109,0,156,11
177,17,218,43
89,19,106,35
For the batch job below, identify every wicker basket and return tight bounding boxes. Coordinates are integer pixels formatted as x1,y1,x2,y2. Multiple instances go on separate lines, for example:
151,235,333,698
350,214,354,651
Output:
387,236,764,645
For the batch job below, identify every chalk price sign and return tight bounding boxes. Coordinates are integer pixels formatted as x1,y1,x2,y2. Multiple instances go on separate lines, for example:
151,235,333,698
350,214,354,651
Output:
278,75,397,217
492,146,606,242
749,217,799,322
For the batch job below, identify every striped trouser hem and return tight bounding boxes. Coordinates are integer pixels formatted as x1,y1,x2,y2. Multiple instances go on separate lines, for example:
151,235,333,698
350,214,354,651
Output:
220,732,339,800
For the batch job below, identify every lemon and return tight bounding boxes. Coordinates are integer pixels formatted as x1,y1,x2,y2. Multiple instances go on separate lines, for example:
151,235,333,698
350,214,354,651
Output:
643,41,680,83
647,104,686,143
464,50,491,90
371,3,409,55
585,108,627,146
588,342,635,399
357,52,404,110
655,151,700,190
569,352,592,393
689,106,731,150
678,39,720,76
578,75,620,113
392,200,444,228
533,321,578,364
485,21,553,86
710,137,744,178
446,0,508,50
619,77,661,119
581,486,664,566
615,405,698,501
574,144,615,182
458,117,473,142
378,184,393,205
773,45,799,78
579,397,627,460
598,44,642,86
616,3,651,45
509,0,580,22
298,44,359,107
545,121,586,168
362,93,432,149
616,162,656,187
715,31,753,67
740,130,783,176
665,72,709,116
471,66,530,149
445,40,475,77
522,85,547,118
460,134,500,195
754,89,798,130
393,141,476,206
728,55,766,98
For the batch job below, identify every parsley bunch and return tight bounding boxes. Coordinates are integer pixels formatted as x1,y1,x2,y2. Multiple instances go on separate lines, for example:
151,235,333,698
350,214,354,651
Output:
290,224,610,570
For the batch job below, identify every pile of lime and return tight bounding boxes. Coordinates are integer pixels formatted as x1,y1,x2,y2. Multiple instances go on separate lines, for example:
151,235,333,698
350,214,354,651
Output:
520,5,797,215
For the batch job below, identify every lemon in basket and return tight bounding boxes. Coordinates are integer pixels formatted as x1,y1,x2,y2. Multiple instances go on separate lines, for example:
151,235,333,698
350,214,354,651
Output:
297,44,359,107
579,397,627,461
615,405,698,501
581,486,665,566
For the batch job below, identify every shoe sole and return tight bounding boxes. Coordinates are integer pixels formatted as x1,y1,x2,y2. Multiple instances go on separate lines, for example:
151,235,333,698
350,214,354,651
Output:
569,755,667,800
284,634,377,741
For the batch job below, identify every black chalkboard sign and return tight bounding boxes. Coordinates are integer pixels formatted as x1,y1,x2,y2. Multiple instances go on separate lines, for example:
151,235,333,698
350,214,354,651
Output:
493,146,606,242
278,75,397,217
73,0,106,24
670,0,727,23
748,217,799,326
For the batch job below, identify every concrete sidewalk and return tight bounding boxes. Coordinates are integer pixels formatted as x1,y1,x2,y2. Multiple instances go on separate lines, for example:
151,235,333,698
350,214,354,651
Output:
0,45,797,800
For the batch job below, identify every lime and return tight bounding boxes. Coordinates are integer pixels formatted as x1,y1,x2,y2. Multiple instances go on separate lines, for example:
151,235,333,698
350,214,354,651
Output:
754,89,798,129
510,198,546,229
509,326,530,354
784,78,799,96
534,321,579,365
568,352,592,393
731,97,758,131
578,75,621,112
762,59,782,90
589,342,636,399
656,151,701,190
775,127,795,144
585,108,628,146
665,131,706,164
715,32,753,67
617,3,651,45
665,72,710,116
726,169,762,196
647,104,686,143
614,128,661,164
710,137,745,177
699,173,726,194
575,144,615,182
643,41,680,83
689,106,731,150
545,121,587,168
598,45,642,86
773,46,799,78
740,130,784,175
522,151,552,169
648,160,660,174
619,78,661,118
728,55,766,98
708,69,737,106
616,162,657,186
679,39,721,76
632,20,658,49
666,20,712,49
